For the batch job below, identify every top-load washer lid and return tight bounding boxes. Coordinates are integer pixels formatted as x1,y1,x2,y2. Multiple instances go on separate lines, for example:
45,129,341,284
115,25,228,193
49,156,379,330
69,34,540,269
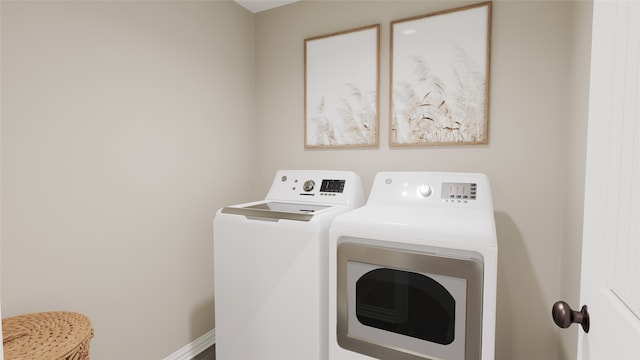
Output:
217,170,365,221
221,201,331,221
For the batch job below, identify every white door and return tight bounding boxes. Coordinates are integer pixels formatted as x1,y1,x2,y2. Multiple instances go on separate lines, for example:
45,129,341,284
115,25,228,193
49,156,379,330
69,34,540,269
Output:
565,1,640,358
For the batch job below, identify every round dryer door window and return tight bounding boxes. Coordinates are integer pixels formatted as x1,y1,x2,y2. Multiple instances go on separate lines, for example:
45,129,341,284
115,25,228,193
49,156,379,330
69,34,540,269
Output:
354,267,458,345
337,240,484,360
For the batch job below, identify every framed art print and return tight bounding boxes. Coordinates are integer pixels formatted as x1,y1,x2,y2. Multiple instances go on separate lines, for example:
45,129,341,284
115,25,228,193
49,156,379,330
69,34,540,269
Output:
305,24,380,148
390,2,492,146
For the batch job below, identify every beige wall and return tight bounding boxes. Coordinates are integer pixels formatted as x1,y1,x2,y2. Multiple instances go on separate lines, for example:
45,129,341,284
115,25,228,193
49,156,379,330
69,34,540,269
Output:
558,1,592,359
1,0,592,359
1,1,255,358
254,1,591,359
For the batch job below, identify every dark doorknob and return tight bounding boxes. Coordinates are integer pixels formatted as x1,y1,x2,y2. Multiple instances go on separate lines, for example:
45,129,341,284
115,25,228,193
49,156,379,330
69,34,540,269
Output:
552,301,590,333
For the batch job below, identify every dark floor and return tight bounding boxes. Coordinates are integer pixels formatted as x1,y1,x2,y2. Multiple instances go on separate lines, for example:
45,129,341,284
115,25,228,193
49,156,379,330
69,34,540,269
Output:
192,345,215,360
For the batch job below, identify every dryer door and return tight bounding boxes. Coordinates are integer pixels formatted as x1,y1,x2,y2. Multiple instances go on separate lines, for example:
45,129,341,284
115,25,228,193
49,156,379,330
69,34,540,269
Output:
336,241,483,360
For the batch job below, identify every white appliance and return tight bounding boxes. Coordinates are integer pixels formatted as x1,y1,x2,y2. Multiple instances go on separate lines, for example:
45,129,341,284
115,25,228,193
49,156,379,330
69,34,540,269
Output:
329,172,498,360
214,170,364,360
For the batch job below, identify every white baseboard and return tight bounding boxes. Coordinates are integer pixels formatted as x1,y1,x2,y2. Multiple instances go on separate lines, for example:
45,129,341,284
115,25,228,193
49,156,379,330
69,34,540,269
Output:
163,328,215,360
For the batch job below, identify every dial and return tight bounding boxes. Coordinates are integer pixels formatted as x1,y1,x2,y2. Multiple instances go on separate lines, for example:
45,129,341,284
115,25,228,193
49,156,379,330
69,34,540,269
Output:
417,184,432,197
303,180,315,192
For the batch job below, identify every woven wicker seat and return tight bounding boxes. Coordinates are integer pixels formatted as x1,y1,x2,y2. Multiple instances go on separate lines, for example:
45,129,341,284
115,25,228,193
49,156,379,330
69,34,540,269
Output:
2,311,94,360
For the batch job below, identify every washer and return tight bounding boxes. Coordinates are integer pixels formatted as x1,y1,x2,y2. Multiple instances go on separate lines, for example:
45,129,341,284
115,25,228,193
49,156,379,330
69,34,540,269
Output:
329,172,497,360
214,170,364,360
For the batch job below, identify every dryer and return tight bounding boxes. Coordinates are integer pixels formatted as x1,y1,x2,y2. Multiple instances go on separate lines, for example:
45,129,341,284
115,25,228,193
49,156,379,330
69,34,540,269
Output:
329,172,497,360
214,170,364,360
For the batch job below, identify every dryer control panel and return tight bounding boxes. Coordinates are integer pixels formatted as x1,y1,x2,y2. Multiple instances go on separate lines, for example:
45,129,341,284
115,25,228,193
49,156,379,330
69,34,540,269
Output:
369,172,493,210
265,170,365,206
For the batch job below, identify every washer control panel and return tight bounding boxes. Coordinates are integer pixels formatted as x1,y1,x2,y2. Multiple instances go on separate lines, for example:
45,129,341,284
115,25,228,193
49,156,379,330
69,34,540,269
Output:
266,170,364,206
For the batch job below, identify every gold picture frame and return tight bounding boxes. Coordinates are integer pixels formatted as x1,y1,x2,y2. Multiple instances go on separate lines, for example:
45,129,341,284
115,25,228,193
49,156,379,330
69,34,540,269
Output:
390,2,492,146
304,24,380,148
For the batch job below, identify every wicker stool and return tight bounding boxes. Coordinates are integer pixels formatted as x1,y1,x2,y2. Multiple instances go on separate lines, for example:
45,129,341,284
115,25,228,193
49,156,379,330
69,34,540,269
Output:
2,311,94,360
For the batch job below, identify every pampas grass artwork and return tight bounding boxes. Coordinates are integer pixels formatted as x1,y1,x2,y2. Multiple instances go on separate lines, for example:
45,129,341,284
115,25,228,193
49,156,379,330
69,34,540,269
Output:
391,2,492,146
305,25,380,148
307,83,377,146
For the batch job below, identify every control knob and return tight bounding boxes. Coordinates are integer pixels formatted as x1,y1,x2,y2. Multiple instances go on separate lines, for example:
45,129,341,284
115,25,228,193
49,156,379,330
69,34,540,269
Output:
417,184,432,197
303,180,315,192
